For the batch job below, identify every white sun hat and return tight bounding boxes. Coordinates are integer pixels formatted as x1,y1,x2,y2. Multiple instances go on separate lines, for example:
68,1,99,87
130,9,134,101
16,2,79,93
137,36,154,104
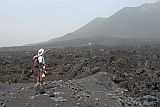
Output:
38,48,44,56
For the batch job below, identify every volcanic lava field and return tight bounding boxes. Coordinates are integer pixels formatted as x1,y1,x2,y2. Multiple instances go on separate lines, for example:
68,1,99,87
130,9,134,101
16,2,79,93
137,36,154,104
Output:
1,44,160,107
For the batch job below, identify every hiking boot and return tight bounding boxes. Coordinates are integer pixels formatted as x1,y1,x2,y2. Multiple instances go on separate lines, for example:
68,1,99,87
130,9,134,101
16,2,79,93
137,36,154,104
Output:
39,89,45,94
36,85,45,94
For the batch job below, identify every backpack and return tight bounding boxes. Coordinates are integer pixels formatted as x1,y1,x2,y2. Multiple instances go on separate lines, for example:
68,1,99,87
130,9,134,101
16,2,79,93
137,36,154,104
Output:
32,55,39,67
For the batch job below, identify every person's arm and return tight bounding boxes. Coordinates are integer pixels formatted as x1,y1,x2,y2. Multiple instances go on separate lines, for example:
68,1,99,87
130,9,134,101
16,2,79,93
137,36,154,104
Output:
44,49,50,54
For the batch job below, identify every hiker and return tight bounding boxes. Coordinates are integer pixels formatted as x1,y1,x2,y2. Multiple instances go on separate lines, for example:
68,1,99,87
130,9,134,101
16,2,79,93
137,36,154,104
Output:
32,48,50,94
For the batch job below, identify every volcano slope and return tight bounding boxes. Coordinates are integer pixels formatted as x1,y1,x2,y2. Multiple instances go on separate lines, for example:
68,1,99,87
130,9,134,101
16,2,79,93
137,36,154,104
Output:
1,44,160,107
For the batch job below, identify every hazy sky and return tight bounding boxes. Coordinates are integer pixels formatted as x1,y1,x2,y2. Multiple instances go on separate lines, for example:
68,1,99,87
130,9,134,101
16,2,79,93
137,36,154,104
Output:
0,0,158,47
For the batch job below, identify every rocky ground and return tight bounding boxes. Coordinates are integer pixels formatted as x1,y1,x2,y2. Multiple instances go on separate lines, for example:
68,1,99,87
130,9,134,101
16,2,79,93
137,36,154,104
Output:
1,44,160,106
0,72,143,107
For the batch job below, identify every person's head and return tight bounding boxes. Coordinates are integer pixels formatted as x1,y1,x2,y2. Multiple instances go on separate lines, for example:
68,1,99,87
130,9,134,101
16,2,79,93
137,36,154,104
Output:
38,48,44,56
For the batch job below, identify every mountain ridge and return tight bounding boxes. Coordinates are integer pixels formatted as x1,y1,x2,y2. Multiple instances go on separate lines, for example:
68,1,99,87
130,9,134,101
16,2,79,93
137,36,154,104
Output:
46,1,160,44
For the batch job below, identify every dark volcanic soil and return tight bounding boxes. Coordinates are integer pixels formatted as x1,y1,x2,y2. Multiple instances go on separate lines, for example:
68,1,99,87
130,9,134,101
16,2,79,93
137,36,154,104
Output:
1,44,160,106
0,72,142,107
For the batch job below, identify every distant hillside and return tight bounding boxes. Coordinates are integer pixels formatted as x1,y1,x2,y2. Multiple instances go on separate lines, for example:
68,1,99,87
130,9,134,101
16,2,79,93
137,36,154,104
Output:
1,1,160,51
47,1,160,43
